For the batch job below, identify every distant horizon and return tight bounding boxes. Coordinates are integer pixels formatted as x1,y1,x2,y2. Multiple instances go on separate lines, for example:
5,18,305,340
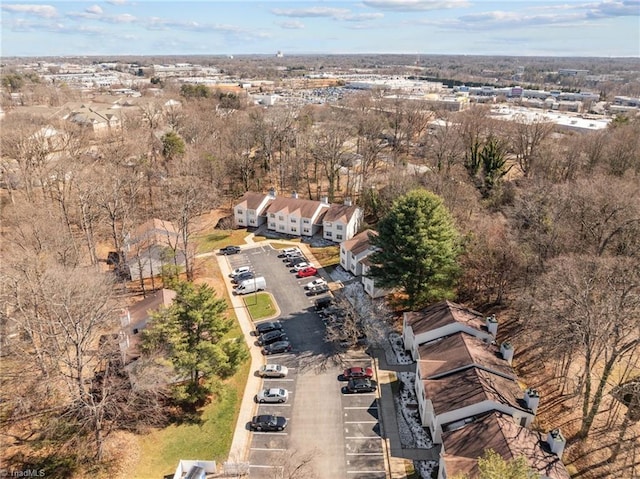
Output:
1,1,639,58
3,52,640,61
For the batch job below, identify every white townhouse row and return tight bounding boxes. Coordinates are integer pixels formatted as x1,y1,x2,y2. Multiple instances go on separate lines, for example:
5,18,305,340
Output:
233,190,362,243
338,229,389,299
402,301,570,479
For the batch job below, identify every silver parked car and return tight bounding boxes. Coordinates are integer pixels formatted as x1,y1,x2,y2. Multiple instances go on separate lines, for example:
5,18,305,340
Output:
258,364,289,378
256,388,289,403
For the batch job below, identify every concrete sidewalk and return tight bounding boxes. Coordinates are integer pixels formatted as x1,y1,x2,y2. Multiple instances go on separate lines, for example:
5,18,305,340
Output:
218,252,264,464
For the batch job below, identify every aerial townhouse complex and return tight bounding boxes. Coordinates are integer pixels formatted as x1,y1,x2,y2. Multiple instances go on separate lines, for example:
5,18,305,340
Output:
233,189,362,243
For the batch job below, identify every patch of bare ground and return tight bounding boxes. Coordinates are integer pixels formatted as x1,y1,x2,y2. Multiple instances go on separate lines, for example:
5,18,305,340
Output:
500,310,640,478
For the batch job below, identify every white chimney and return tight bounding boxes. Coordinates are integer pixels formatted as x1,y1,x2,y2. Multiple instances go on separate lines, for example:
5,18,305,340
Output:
292,191,299,199
485,314,498,336
500,341,514,364
321,196,329,205
524,388,540,413
268,188,276,199
344,197,352,206
547,429,566,459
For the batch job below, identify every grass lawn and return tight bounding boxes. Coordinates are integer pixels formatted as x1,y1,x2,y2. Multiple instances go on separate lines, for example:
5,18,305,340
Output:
196,229,249,254
132,359,251,479
310,245,340,268
243,292,276,321
267,240,301,250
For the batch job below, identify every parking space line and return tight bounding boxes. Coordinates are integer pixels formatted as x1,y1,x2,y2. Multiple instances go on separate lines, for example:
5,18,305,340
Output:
345,436,381,439
346,453,384,456
344,421,378,424
344,406,378,410
251,448,286,452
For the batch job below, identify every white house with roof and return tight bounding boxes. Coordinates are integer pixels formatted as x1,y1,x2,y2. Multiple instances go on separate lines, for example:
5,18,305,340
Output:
265,193,329,237
402,300,497,360
234,191,273,228
413,331,538,441
232,190,362,242
439,411,569,479
339,229,389,298
321,198,362,242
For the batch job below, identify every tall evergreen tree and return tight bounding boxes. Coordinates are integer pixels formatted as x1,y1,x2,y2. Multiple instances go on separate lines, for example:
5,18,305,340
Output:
368,188,460,309
141,280,248,406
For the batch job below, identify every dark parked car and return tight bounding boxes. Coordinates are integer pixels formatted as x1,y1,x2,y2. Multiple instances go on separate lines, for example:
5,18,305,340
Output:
307,284,330,296
255,321,283,335
250,414,288,431
257,330,288,346
342,366,374,380
263,340,293,355
314,297,335,311
232,271,255,284
285,256,307,267
220,245,241,255
343,378,377,394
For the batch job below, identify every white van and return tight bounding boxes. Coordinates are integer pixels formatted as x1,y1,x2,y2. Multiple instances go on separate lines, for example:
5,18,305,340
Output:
234,276,266,295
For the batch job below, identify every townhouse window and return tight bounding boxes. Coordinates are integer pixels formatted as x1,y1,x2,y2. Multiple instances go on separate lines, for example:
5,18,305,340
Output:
336,234,343,240
325,222,332,227
303,228,310,233
248,210,255,216
291,218,297,223
269,213,275,218
279,215,284,221
336,224,343,230
249,219,255,225
238,218,244,224
269,222,276,228
236,209,243,214
291,227,297,232
303,219,310,224
279,225,285,231
326,231,332,237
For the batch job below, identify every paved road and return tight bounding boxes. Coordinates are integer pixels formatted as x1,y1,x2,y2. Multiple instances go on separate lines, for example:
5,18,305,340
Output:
226,243,390,478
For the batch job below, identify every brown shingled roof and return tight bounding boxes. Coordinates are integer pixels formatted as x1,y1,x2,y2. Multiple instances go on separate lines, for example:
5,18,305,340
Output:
341,229,377,255
264,196,327,220
442,411,570,479
424,367,525,416
417,332,515,380
236,192,270,211
405,300,486,336
323,204,359,223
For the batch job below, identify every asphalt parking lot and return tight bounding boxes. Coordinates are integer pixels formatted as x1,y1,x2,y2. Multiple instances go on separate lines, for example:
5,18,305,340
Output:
223,244,387,479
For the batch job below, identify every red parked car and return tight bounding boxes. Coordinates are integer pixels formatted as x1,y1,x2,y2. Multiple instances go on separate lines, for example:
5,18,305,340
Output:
296,266,318,278
343,366,374,380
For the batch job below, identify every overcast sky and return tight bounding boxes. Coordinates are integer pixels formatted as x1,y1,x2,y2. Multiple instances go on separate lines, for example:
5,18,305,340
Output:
1,0,639,58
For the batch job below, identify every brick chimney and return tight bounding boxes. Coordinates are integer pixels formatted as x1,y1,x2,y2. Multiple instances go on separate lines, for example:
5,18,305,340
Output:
546,429,566,459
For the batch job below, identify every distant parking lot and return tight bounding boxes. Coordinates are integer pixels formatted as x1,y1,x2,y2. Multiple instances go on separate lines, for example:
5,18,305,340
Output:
222,244,387,479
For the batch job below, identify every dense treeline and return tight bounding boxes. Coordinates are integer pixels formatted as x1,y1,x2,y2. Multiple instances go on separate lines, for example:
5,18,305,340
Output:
1,80,639,477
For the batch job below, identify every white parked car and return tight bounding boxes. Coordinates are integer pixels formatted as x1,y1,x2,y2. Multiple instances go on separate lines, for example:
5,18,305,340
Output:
293,262,311,272
258,364,288,378
304,278,327,289
256,388,289,403
230,266,251,277
281,247,299,255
